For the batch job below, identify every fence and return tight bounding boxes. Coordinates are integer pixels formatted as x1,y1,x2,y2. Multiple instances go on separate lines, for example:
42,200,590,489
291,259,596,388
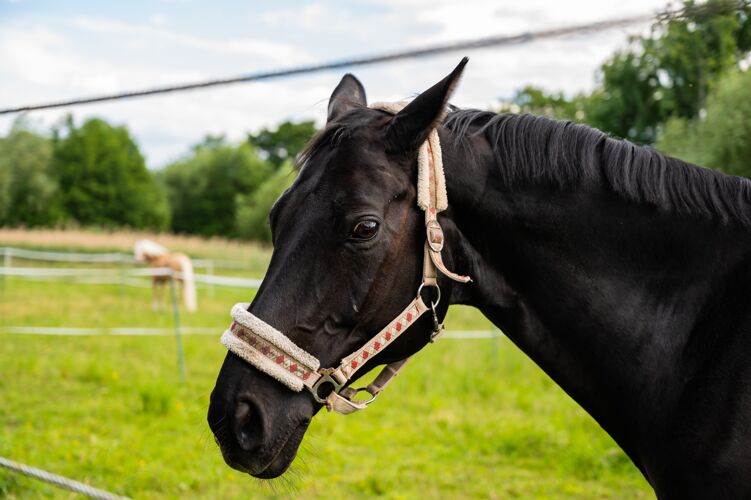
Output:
0,245,255,271
0,254,261,381
0,457,129,500
0,252,502,375
0,246,501,497
0,265,262,288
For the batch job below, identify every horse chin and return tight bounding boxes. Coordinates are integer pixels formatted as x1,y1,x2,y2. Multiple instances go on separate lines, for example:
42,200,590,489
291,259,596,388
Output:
225,419,310,479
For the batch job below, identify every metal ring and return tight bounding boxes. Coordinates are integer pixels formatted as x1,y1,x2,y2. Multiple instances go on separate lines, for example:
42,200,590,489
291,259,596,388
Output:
417,282,441,308
352,387,378,405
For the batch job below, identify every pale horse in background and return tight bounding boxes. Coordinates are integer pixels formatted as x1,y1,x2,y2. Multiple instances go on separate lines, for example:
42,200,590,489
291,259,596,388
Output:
133,239,197,312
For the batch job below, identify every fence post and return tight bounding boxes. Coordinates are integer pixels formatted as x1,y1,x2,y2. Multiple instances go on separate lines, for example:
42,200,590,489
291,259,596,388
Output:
206,260,215,298
169,275,187,381
0,247,13,302
491,327,501,369
0,248,6,331
118,253,126,300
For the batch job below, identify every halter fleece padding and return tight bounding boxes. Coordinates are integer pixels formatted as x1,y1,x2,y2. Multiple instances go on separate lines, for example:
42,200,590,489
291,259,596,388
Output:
370,101,448,212
221,303,320,392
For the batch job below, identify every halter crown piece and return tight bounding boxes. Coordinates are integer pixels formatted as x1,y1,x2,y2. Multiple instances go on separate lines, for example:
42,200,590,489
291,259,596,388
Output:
221,101,471,414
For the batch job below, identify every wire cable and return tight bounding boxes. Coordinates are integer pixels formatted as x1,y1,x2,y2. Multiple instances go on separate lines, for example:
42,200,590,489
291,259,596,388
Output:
0,15,653,115
1,1,747,115
0,457,130,500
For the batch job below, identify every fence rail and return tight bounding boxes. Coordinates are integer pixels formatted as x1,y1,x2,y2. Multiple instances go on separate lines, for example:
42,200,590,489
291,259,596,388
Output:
0,246,252,271
1,246,134,263
0,248,502,383
0,325,501,338
0,265,262,288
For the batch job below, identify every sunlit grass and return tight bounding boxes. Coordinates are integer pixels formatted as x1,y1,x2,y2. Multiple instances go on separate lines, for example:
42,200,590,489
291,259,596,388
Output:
0,232,652,498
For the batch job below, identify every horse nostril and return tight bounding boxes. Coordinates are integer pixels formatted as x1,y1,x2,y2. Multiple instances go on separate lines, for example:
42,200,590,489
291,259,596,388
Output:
233,400,263,451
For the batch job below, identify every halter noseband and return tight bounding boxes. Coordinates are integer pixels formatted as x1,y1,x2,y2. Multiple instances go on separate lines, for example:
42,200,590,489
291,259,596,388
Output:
220,102,471,414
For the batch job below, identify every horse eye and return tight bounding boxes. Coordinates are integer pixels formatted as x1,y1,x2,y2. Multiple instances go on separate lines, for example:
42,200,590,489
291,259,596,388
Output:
351,220,379,240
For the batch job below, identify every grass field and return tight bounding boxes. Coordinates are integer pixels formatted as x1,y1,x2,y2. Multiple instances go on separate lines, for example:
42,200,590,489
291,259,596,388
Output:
0,230,652,498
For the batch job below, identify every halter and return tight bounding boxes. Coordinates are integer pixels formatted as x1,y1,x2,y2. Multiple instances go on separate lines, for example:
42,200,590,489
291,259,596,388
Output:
221,102,471,414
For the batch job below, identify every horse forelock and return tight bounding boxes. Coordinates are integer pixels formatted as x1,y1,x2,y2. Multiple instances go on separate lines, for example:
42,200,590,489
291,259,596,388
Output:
134,239,169,261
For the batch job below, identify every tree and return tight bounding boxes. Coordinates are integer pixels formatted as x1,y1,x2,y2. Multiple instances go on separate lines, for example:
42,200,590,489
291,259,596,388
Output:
586,0,751,143
657,67,751,177
248,120,317,168
0,121,63,227
499,1,751,144
235,161,297,242
161,137,273,237
51,117,169,230
497,86,586,121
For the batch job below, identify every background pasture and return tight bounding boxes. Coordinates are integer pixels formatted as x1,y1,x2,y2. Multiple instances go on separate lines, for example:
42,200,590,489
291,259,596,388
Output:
2,1,751,497
0,230,650,498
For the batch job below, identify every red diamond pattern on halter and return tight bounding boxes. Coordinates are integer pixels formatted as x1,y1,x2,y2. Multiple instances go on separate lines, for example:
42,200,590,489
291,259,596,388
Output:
341,304,420,377
230,322,313,383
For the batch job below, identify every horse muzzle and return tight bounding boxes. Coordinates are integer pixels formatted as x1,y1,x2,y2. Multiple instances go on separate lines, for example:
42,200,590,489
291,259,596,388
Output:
208,352,316,478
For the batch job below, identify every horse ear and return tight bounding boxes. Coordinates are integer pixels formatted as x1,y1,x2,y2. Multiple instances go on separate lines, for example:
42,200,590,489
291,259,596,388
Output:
386,57,468,154
327,74,367,123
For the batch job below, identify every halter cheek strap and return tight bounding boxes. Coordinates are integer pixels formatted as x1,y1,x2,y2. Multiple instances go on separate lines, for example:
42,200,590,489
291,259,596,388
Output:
221,101,471,414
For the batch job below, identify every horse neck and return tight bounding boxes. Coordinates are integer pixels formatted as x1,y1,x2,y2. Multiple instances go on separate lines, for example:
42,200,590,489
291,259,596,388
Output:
441,132,751,471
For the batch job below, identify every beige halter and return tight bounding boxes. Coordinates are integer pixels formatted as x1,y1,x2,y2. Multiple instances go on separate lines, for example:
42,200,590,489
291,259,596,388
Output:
221,102,470,414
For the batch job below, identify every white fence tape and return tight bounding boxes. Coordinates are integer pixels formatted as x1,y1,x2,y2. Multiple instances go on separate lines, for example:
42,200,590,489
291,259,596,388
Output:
0,325,501,338
0,266,262,288
1,326,216,336
1,246,249,270
1,246,133,263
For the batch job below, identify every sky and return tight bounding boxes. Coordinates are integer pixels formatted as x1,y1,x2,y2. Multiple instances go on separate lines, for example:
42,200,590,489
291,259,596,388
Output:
0,0,670,168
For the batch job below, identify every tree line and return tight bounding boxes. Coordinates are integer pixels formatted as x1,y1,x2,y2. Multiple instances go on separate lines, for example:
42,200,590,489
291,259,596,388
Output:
500,0,751,175
1,0,749,242
0,116,313,242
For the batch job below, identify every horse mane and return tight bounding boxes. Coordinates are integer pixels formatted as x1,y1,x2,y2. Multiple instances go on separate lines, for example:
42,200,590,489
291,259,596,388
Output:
443,109,751,226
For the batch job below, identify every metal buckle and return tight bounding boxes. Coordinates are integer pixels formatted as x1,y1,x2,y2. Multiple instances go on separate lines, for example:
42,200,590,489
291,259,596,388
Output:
429,300,443,342
309,373,344,404
426,220,444,252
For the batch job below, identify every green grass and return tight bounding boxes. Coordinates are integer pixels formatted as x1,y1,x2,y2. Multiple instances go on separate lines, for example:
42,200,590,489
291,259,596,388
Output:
0,276,652,498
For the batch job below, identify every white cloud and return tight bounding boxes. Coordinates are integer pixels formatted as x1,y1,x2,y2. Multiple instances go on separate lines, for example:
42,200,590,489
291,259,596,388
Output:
1,0,669,166
148,13,167,27
70,16,311,63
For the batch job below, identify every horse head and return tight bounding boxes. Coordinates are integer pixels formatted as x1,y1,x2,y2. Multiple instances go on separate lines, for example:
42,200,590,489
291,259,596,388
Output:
207,60,471,478
133,239,168,264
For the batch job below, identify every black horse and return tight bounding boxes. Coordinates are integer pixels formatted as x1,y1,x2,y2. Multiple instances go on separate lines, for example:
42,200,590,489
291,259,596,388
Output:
208,59,751,497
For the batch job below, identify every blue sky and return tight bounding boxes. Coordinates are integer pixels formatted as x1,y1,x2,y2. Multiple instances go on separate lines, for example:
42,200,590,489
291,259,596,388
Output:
1,0,668,167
